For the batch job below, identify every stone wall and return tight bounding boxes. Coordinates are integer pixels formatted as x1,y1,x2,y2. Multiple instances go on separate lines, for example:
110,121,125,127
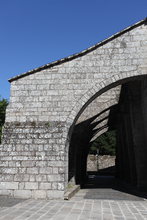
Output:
6,22,147,124
0,122,66,199
0,20,146,198
87,155,115,172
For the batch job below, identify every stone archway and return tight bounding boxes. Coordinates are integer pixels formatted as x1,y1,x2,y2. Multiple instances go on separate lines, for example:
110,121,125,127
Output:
66,70,146,126
66,74,147,192
0,18,146,199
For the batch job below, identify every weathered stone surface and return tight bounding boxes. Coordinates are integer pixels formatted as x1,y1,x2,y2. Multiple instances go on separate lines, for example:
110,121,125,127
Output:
39,183,51,190
25,182,38,190
14,190,31,199
0,20,146,199
47,190,64,199
32,190,46,199
87,155,115,171
0,182,18,190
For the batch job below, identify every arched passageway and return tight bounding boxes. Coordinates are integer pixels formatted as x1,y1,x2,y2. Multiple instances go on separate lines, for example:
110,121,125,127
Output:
68,76,147,192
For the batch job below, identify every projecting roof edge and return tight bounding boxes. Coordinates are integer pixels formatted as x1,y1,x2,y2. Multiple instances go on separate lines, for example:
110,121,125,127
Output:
9,18,147,83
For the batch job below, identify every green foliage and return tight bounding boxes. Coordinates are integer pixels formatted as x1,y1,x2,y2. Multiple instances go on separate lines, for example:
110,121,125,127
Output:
0,98,8,144
90,130,116,155
45,122,50,127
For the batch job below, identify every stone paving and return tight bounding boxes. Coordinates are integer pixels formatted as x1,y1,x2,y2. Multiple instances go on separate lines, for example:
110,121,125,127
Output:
0,188,147,220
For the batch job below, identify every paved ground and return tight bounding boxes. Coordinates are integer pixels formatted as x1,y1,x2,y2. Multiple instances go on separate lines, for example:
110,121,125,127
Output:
0,188,147,220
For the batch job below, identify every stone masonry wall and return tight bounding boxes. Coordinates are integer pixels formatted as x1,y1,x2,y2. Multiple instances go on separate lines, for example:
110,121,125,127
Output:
0,21,146,198
0,122,66,199
6,23,147,124
87,155,115,172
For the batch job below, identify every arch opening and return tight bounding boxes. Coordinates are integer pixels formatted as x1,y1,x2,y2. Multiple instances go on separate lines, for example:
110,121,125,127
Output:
67,76,147,193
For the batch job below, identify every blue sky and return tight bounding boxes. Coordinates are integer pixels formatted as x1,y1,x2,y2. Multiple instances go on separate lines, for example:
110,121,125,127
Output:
0,0,146,99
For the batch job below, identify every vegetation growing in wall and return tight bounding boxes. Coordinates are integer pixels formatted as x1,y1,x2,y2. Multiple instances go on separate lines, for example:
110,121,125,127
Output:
0,98,8,144
90,130,116,155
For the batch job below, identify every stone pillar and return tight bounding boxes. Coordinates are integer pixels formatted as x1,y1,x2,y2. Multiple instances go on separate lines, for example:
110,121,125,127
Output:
117,79,147,191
